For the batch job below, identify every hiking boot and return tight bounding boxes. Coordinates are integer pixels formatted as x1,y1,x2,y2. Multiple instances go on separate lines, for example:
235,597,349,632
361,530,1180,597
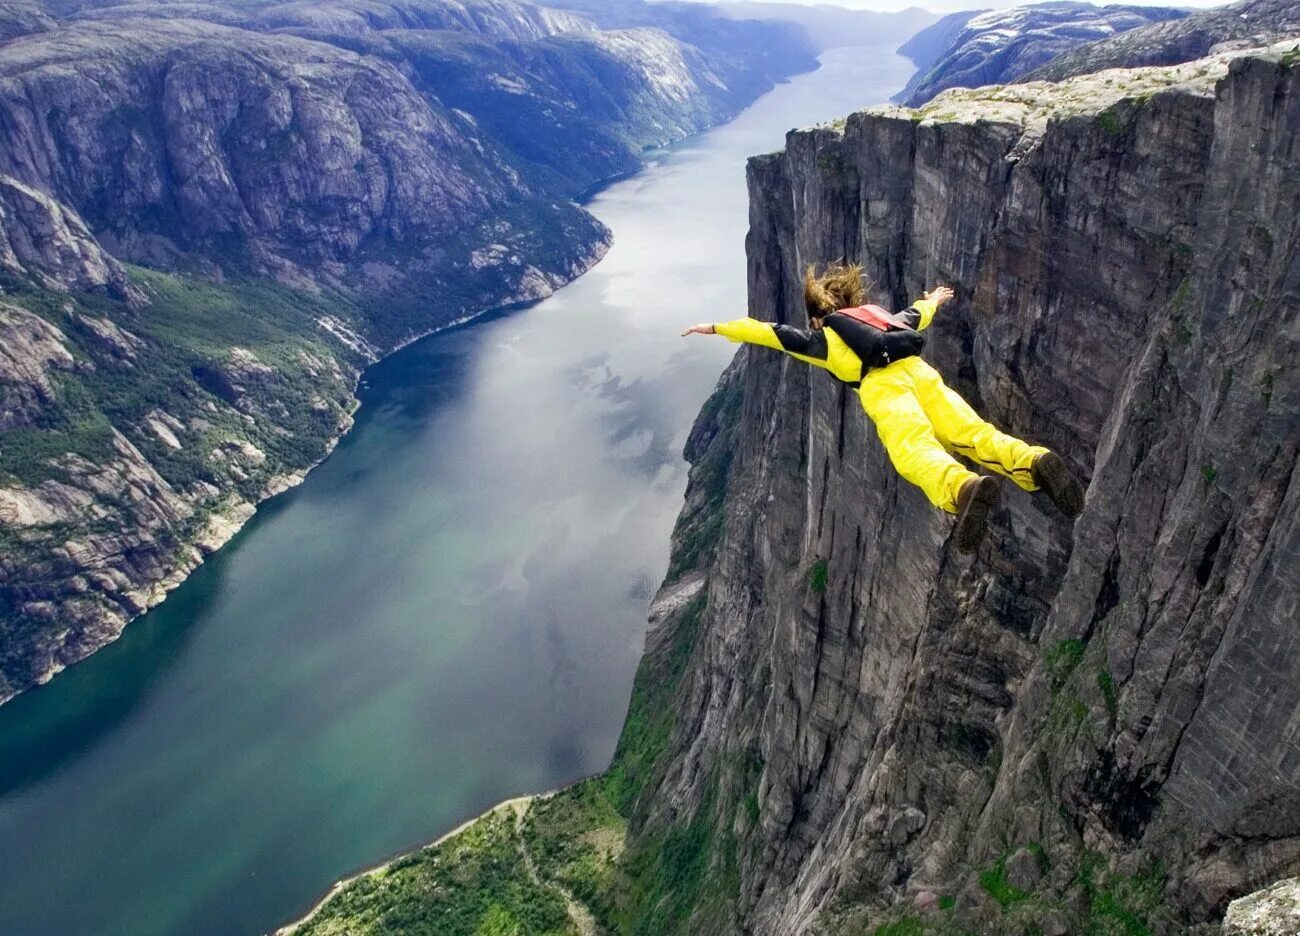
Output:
1031,452,1085,518
955,476,1000,554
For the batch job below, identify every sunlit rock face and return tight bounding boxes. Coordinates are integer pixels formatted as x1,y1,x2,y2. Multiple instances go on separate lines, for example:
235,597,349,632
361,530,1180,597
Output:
1024,0,1300,82
0,0,812,287
897,1,1187,106
1224,877,1300,936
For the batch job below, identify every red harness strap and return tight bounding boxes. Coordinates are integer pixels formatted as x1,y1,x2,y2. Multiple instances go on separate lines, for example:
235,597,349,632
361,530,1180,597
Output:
837,303,912,331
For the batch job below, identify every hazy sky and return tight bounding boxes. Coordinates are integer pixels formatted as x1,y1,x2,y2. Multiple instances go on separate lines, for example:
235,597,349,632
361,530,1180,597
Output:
689,0,1230,12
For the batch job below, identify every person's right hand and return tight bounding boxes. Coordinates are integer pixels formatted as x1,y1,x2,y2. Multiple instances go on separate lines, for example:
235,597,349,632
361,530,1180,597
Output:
924,286,955,307
681,324,715,336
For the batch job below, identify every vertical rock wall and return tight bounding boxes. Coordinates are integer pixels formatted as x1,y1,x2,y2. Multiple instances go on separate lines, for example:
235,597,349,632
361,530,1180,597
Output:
637,48,1299,934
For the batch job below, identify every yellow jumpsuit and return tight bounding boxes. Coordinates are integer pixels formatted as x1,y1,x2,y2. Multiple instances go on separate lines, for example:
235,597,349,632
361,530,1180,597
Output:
715,299,1047,514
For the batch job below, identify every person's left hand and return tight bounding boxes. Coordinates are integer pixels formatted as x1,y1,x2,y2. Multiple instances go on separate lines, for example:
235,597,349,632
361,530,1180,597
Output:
925,286,955,307
681,324,715,336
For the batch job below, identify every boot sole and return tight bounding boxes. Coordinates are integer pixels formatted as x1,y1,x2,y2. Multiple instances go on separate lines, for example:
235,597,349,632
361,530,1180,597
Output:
955,477,1000,554
1034,452,1085,518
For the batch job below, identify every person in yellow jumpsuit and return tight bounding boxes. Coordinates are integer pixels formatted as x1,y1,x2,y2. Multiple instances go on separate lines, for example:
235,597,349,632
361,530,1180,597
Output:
682,263,1083,552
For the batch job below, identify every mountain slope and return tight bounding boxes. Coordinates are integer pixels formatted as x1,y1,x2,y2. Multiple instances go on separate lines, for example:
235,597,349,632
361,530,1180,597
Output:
1024,0,1300,82
0,0,816,704
716,2,940,54
898,1,1185,106
898,8,983,60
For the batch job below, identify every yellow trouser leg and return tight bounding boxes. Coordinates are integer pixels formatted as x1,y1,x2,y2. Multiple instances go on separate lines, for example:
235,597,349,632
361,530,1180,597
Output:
859,364,978,513
903,358,1048,492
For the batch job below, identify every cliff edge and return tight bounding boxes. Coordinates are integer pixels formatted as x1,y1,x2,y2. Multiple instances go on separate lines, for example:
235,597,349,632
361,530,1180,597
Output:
627,41,1300,935
268,39,1300,936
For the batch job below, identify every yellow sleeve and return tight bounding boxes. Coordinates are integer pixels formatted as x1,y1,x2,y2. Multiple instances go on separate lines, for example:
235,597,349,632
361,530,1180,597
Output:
911,297,939,331
714,319,833,374
714,318,784,350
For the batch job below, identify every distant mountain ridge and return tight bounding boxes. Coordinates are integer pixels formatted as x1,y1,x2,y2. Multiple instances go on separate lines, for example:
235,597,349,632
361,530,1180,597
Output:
714,2,940,53
892,8,985,103
1022,0,1300,82
896,1,1186,107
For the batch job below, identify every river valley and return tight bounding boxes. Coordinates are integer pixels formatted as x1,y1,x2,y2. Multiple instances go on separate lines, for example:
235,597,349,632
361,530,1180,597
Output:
0,45,916,936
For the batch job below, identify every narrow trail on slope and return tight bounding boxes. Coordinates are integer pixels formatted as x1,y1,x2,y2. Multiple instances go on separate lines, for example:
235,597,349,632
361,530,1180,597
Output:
510,800,599,936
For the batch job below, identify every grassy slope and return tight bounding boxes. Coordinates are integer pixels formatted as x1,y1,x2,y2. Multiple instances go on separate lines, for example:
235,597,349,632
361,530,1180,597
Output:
288,371,748,936
0,267,360,492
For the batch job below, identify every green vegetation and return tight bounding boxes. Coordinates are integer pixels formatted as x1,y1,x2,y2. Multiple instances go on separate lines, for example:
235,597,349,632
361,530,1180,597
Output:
667,375,741,578
809,558,829,593
1202,463,1218,486
1096,109,1125,135
355,199,607,349
620,782,735,936
1049,694,1091,739
1045,639,1086,691
1097,670,1119,721
1075,853,1168,936
1168,278,1194,344
816,149,853,183
979,866,1030,911
0,268,358,490
979,852,1031,910
294,807,576,936
605,592,705,814
523,782,627,932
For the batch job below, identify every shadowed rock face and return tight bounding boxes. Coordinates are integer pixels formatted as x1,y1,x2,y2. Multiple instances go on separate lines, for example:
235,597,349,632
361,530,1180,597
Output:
897,1,1186,107
0,1,54,42
632,45,1299,935
0,174,141,301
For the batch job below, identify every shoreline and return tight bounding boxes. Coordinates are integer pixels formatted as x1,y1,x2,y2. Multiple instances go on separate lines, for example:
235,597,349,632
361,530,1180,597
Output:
0,231,611,709
272,792,558,935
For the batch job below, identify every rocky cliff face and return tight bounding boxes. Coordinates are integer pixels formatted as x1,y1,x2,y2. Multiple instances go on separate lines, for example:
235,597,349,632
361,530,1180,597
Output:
0,1,53,42
897,2,1186,107
892,9,984,96
0,173,141,301
0,0,815,704
627,42,1300,935
1025,0,1300,83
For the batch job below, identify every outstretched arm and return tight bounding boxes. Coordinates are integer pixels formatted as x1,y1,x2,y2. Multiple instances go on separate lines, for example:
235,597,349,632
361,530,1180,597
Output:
683,319,831,371
897,285,954,331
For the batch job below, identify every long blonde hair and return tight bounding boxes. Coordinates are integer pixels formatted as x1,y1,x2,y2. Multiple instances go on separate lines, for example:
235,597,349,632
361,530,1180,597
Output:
804,262,867,322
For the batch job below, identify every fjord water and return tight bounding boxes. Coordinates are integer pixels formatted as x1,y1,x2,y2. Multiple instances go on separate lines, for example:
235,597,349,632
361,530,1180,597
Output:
0,47,913,936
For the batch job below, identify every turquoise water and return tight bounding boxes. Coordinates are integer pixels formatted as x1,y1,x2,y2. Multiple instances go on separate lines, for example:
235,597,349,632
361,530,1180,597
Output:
0,47,915,936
